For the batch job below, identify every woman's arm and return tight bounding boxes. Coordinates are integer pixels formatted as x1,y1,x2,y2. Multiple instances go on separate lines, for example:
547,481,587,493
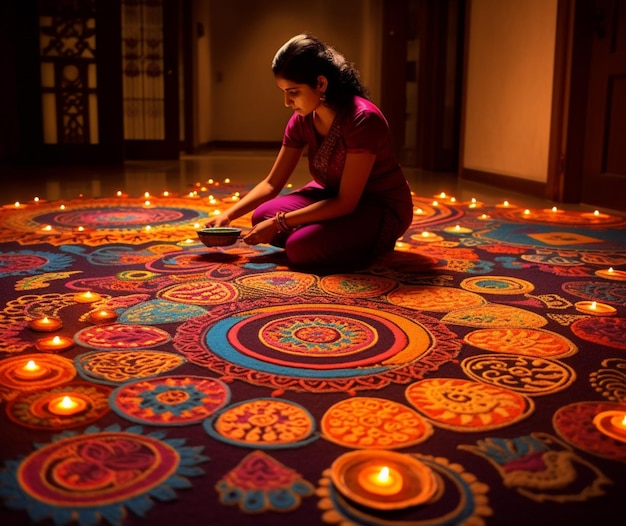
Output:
205,145,303,227
285,151,376,225
242,151,375,245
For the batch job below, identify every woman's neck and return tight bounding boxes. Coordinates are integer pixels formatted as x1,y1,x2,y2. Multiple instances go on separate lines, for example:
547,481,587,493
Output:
313,106,336,137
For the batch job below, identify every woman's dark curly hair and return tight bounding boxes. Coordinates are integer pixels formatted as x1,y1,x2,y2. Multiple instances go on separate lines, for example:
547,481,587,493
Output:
272,33,369,109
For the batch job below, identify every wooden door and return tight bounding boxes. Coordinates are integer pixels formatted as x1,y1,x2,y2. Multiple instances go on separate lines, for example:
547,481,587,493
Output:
121,0,179,159
581,0,626,211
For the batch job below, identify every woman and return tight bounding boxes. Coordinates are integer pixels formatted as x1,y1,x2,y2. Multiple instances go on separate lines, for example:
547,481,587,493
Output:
205,33,414,270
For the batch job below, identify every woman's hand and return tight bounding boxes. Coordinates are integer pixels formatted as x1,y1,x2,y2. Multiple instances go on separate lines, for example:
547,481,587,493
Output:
242,218,277,245
205,212,230,228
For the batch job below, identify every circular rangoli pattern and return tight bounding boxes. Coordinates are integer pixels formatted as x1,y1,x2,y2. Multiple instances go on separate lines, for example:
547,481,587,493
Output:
319,274,398,297
16,430,183,506
387,285,485,312
405,378,534,431
464,328,578,358
75,349,186,385
235,271,317,296
204,398,317,448
320,397,433,449
460,275,534,294
570,317,626,350
110,375,230,426
74,324,172,350
461,354,575,396
158,281,239,305
174,297,461,393
563,281,626,304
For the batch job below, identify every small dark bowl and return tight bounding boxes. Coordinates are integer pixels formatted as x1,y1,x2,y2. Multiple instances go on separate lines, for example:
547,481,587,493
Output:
196,227,242,247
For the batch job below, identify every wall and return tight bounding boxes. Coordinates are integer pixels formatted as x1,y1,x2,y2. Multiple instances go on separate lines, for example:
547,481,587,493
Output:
463,0,557,183
205,0,381,142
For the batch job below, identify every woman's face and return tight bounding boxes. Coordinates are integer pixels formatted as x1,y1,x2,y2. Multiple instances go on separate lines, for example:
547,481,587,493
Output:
276,76,323,116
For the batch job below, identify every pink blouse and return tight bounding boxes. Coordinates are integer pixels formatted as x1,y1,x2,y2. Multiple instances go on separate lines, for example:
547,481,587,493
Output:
282,96,408,197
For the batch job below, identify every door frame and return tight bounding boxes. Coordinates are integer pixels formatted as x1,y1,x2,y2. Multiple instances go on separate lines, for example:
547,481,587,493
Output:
550,0,595,204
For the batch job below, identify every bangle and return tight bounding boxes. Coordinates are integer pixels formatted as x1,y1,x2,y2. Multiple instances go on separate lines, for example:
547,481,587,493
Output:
275,211,291,233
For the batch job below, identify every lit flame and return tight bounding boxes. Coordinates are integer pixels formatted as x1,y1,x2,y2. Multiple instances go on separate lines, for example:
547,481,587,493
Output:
58,396,78,409
377,466,390,484
24,360,40,372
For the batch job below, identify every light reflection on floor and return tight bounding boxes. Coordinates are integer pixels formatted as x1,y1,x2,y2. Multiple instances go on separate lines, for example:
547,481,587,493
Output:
0,149,621,216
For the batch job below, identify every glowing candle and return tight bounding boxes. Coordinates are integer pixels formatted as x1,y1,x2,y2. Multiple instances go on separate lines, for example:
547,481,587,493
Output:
14,359,48,380
593,410,626,443
581,209,610,220
414,208,425,215
88,309,118,324
28,316,63,332
357,465,404,496
575,300,617,316
444,224,473,234
478,213,490,220
611,413,626,432
74,291,101,303
48,395,87,416
413,231,443,243
595,267,626,280
35,335,74,352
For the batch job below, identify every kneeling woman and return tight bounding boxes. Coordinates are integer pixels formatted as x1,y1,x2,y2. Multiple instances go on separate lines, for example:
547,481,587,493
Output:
205,33,414,271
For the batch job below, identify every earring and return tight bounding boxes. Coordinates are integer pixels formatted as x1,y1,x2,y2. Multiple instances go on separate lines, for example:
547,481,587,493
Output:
320,92,326,103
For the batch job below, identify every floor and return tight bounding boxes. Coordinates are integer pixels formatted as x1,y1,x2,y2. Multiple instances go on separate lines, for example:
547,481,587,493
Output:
0,149,619,215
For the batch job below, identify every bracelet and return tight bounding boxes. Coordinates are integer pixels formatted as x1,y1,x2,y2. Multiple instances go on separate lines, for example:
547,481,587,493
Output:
275,211,292,233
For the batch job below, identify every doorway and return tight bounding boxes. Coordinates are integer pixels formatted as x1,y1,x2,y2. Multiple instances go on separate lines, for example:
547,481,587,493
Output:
579,0,626,210
380,0,465,171
121,0,180,160
558,0,626,211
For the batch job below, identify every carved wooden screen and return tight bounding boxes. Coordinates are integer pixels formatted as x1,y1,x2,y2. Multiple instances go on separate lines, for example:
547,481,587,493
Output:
38,0,98,145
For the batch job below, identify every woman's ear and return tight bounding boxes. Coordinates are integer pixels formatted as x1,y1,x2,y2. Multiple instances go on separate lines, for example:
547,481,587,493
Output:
317,75,328,93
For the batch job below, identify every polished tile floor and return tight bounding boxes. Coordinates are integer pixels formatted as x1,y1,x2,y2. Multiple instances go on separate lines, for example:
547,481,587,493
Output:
0,149,618,215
